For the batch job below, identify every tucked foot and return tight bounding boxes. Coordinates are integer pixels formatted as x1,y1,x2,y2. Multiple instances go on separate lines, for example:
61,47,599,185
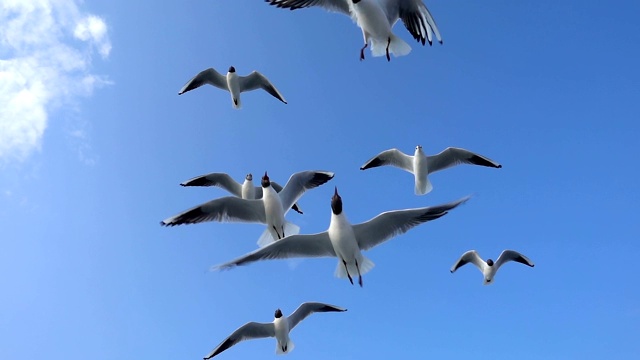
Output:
360,43,368,61
386,37,391,62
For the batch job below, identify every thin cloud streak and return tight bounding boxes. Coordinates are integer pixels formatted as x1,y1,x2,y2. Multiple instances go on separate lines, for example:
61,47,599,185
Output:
0,0,111,162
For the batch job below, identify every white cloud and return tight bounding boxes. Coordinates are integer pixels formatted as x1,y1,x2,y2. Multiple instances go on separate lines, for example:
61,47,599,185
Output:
0,0,111,162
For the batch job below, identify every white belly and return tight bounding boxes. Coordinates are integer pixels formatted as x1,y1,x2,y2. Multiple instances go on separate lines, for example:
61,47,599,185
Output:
355,0,392,40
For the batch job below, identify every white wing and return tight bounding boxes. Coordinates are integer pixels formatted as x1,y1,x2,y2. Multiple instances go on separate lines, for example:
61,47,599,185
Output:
160,197,266,226
204,321,275,359
178,68,227,95
426,147,502,174
450,250,486,274
287,302,347,330
214,232,335,270
271,181,303,214
266,0,351,15
495,250,535,270
380,0,442,45
239,71,287,104
180,173,243,197
353,196,470,251
278,171,334,213
360,148,414,173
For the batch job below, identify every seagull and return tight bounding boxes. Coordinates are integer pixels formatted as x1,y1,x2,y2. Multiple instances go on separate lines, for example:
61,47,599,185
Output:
360,146,502,195
180,172,303,214
450,250,535,285
265,0,442,61
215,187,470,286
203,302,347,359
161,171,334,247
178,66,287,108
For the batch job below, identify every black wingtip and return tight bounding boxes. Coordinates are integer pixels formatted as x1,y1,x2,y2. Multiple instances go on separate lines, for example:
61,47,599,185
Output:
180,183,187,187
497,164,503,168
439,40,444,45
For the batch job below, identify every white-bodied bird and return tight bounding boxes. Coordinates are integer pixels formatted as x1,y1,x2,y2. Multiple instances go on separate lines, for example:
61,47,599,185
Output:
161,171,334,247
203,302,347,359
178,66,287,108
215,187,470,286
266,0,442,61
360,146,502,195
450,250,535,285
180,172,303,214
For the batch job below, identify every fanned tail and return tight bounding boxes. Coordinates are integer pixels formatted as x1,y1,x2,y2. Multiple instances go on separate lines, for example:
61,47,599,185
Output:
256,221,300,247
275,339,295,355
416,177,433,195
370,34,411,58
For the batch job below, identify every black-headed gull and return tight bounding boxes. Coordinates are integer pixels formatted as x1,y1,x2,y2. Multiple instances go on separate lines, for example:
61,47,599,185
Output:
360,146,502,195
178,66,287,108
203,302,346,359
215,187,470,286
181,172,303,214
266,0,442,61
450,250,534,285
161,171,334,247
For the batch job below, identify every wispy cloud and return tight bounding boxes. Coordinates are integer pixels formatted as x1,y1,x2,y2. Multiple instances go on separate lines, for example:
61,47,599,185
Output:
0,0,111,162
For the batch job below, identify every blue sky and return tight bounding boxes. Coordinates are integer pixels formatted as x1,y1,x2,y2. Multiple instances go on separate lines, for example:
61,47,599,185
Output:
1,0,639,359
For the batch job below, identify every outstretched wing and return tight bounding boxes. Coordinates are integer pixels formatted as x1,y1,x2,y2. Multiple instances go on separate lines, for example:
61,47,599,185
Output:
203,321,275,359
353,196,470,251
266,0,351,15
450,250,486,273
360,148,414,173
380,0,442,45
179,68,227,95
495,250,535,270
239,71,287,104
287,302,347,330
214,232,335,270
161,197,266,226
426,147,502,174
180,173,243,197
278,170,334,213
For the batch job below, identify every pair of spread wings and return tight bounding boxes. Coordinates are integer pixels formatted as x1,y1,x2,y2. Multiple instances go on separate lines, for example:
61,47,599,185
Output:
267,0,442,46
204,302,346,359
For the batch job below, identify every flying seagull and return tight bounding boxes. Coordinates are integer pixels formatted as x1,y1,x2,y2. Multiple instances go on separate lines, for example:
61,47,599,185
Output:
215,187,470,286
181,172,303,214
265,0,442,61
450,250,535,285
161,171,334,247
360,146,502,195
203,302,347,359
178,66,287,108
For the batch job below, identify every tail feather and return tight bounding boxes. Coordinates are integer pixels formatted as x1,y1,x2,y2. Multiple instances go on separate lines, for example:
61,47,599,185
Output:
370,34,411,58
256,221,300,248
334,256,375,278
416,177,433,195
275,339,295,355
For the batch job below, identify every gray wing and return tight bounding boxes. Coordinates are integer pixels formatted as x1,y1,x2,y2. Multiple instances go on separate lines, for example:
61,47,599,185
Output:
287,302,347,330
271,181,303,214
160,197,266,226
381,0,442,45
214,232,335,270
426,147,502,174
278,171,334,213
360,148,413,173
203,321,275,359
266,0,351,15
495,250,535,270
238,71,287,104
353,196,470,251
178,68,227,95
180,173,243,197
450,250,485,273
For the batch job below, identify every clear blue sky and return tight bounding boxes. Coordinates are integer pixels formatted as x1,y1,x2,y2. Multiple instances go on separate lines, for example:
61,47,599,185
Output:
1,0,639,359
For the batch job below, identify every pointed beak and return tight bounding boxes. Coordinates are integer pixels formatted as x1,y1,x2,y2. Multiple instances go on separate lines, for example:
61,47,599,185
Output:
334,186,339,196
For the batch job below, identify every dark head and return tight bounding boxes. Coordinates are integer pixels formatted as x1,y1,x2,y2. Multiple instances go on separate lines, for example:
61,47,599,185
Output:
261,171,270,188
274,309,283,318
246,173,253,181
331,187,343,215
228,66,236,73
352,0,361,4
486,259,494,267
